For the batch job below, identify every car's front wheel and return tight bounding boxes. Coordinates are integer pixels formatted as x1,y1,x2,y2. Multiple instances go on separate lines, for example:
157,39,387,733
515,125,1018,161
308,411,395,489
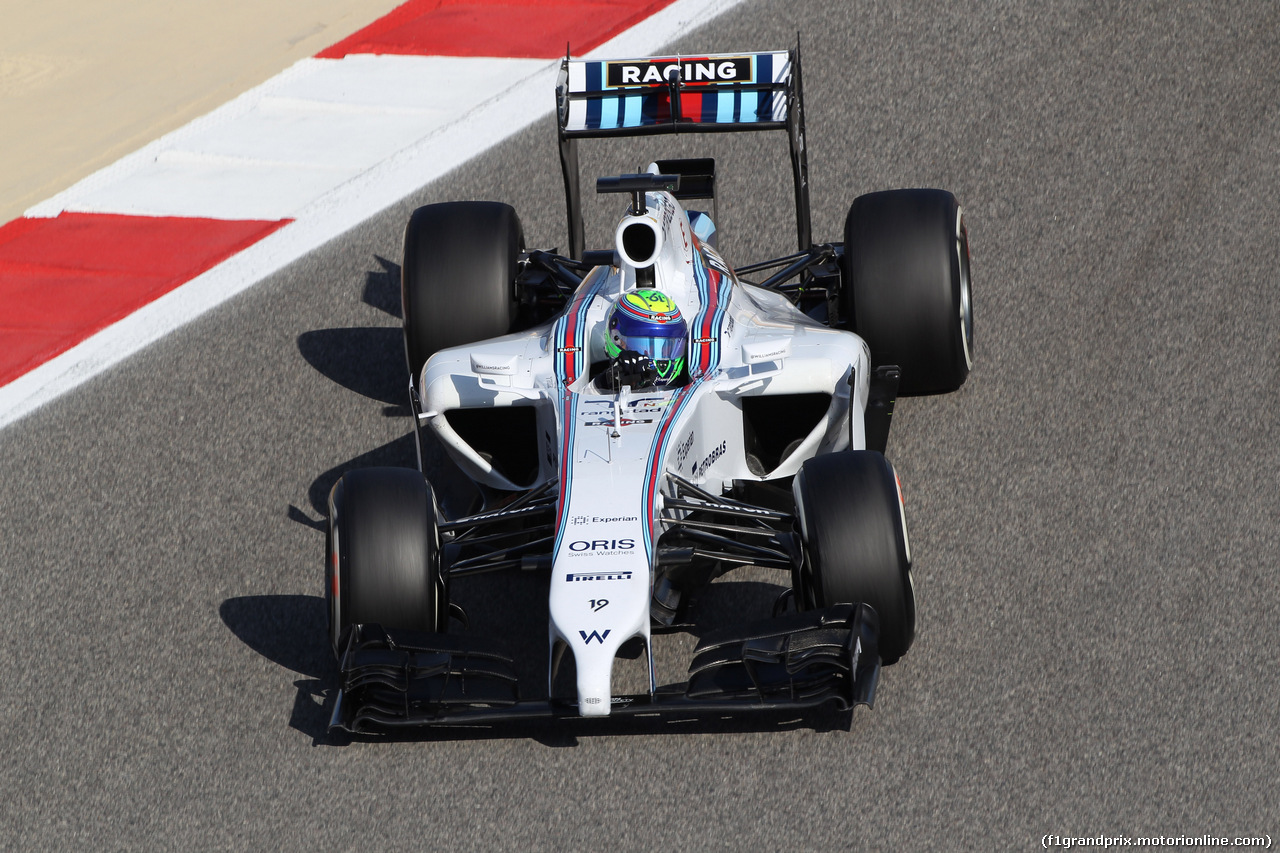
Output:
792,450,915,664
327,467,447,659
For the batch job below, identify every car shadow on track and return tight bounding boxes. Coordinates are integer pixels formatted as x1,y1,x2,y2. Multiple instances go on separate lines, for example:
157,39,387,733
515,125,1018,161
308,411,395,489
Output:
360,255,401,319
296,255,408,415
298,326,410,415
218,594,342,743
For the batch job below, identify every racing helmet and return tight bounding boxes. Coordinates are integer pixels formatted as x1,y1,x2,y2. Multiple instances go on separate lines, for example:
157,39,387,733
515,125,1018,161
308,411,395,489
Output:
604,289,688,386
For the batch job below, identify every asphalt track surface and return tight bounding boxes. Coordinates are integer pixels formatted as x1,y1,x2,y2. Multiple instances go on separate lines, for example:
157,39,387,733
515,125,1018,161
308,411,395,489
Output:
3,1,1278,848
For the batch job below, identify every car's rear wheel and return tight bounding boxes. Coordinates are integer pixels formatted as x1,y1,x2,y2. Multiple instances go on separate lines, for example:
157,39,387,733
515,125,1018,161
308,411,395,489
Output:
842,188,973,396
402,201,524,386
327,467,446,659
792,450,915,664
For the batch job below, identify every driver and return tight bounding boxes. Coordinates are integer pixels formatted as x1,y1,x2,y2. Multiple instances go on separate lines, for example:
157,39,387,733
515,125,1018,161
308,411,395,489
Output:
594,289,689,390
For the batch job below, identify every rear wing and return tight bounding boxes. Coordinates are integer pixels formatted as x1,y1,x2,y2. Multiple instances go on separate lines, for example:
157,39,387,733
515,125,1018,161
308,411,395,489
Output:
555,47,810,258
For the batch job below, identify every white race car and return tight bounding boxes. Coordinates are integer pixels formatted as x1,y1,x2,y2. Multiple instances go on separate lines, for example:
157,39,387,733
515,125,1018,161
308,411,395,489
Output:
326,47,973,731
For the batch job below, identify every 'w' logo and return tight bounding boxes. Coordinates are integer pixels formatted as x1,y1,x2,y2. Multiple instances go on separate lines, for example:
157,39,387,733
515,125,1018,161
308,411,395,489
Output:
579,629,611,645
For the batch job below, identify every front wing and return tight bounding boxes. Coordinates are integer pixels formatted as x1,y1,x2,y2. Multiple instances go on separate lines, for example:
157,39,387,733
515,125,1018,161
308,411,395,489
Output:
330,603,881,732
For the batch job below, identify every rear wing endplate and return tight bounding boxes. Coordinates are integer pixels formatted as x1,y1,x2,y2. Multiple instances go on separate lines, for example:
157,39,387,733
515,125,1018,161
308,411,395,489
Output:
555,47,810,258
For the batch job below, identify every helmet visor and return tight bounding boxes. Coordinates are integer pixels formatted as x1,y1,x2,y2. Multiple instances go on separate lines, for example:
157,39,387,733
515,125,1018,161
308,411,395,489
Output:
621,333,686,362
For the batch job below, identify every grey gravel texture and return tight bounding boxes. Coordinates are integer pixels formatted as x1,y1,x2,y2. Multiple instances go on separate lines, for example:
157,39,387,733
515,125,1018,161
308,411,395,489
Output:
2,0,1278,848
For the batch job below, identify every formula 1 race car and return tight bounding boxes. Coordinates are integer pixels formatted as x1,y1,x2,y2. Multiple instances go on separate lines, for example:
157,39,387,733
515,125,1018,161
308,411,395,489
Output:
325,47,973,732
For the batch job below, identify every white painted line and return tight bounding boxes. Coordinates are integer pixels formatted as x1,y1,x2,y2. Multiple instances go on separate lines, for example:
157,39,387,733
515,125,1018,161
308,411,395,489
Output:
28,56,549,220
1,0,747,430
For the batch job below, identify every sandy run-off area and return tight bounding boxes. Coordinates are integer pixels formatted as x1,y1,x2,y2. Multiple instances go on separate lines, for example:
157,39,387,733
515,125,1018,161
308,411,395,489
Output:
0,0,404,225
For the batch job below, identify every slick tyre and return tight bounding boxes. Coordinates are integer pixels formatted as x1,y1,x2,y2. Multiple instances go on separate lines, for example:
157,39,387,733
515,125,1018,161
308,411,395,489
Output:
326,467,446,659
402,201,523,385
792,451,915,664
842,188,973,396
